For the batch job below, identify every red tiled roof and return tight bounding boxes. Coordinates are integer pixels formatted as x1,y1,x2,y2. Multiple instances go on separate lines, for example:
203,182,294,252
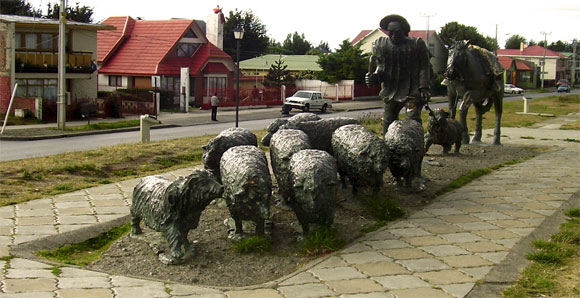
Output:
351,30,373,45
351,29,436,45
515,61,534,71
97,16,135,64
408,30,436,41
498,56,514,69
497,45,566,58
156,43,233,75
98,17,233,76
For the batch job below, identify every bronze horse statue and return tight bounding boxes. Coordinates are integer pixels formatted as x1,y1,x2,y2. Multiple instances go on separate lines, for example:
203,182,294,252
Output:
445,41,504,145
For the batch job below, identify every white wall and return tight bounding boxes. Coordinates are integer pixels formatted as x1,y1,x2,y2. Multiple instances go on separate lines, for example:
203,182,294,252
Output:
295,79,354,100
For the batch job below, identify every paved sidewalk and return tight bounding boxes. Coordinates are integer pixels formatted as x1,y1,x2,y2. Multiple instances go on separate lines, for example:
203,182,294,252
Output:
1,114,579,298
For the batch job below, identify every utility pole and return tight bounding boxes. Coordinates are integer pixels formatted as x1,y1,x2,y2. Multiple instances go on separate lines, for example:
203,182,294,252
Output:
57,0,67,130
540,31,551,90
572,39,577,87
420,13,436,48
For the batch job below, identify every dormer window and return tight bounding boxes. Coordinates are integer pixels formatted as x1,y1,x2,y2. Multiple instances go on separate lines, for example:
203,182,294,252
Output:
177,42,200,57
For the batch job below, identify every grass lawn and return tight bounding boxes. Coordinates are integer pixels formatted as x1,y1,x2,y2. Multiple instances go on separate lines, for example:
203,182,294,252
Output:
358,94,580,134
0,130,267,206
503,208,580,297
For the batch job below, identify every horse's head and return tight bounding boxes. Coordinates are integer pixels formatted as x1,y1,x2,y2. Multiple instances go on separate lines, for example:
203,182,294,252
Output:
445,40,469,80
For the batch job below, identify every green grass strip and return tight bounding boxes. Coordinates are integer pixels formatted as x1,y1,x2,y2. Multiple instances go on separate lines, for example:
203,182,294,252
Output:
57,120,141,132
504,207,580,297
232,236,272,254
37,223,130,266
298,226,345,256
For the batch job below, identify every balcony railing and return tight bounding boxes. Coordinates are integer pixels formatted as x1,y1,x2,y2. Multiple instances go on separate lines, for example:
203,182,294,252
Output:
15,50,95,73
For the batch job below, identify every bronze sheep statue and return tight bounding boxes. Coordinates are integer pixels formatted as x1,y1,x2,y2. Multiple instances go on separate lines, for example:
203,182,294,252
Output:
130,169,223,264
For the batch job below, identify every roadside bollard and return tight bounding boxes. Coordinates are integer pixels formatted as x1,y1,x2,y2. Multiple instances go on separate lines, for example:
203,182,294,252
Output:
140,114,160,143
522,96,529,114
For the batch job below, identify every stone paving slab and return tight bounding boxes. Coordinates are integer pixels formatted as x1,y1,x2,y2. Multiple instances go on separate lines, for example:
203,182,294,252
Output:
1,122,579,297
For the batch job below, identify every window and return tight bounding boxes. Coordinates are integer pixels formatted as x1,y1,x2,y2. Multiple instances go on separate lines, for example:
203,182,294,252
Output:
161,76,179,91
25,33,37,49
108,75,122,87
177,43,200,57
205,76,227,99
15,79,58,100
15,32,58,50
40,34,55,50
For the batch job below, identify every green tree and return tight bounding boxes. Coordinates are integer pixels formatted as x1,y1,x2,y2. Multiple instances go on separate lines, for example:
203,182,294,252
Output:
45,2,94,23
282,32,312,55
307,41,331,55
267,40,292,55
263,55,293,86
548,40,571,52
223,9,270,61
316,40,368,84
505,34,527,49
485,36,499,52
0,0,42,17
439,22,494,50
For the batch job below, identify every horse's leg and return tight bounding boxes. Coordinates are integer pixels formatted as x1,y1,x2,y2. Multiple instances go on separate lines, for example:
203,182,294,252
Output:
493,91,503,145
471,104,483,143
448,87,457,119
459,95,471,144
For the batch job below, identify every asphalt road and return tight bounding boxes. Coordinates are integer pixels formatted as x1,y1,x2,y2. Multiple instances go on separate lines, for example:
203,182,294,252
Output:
0,93,557,162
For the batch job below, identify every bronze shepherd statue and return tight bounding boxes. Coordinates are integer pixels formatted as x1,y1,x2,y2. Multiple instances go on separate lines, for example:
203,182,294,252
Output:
366,14,432,136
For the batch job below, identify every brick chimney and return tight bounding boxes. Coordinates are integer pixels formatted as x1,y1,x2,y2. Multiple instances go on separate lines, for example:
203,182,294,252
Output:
520,42,528,52
206,6,224,50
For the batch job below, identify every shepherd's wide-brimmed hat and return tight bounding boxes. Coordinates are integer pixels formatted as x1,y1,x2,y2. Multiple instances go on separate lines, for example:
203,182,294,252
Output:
380,14,410,34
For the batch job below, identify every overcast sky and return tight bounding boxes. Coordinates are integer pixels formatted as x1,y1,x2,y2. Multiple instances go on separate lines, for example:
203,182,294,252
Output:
25,0,579,50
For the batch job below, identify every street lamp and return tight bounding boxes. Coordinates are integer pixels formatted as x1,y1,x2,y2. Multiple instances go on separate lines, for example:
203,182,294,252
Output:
234,24,244,127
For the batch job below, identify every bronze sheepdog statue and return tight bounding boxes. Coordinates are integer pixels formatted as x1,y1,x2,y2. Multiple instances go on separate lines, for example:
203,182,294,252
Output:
130,169,223,264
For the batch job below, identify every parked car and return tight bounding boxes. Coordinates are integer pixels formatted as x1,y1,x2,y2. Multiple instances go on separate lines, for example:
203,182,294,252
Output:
557,84,571,93
557,79,570,86
504,84,523,94
282,91,332,114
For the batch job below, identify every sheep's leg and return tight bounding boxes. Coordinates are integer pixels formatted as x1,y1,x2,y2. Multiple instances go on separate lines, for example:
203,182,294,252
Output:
234,217,244,235
443,144,451,154
131,216,142,235
255,220,265,235
159,225,184,264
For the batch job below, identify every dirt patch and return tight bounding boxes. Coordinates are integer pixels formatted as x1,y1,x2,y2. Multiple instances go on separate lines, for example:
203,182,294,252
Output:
89,143,542,288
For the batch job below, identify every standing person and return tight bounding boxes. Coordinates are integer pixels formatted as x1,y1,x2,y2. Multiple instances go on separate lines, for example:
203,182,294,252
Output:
210,93,219,121
365,14,432,136
252,85,260,102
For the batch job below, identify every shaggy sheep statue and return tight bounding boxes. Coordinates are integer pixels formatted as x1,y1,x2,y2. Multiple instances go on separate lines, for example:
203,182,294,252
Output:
130,169,223,264
202,127,257,182
280,117,359,154
220,145,272,240
270,129,311,202
289,149,338,236
332,124,389,194
261,113,321,146
425,108,463,154
384,118,426,191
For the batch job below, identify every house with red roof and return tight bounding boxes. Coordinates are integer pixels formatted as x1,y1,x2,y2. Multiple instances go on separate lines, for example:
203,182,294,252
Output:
497,44,568,87
351,28,448,75
97,9,235,109
498,56,537,89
